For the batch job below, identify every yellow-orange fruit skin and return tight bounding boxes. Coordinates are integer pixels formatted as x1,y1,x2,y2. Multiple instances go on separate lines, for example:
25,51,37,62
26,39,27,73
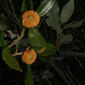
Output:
22,49,37,64
22,10,40,28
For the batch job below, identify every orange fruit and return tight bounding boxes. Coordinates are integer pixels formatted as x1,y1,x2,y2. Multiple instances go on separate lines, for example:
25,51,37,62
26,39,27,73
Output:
22,10,40,28
22,49,37,64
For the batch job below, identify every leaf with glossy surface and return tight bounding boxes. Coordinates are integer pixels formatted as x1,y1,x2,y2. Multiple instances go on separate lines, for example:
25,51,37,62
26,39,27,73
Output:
60,34,73,45
46,0,60,32
37,0,55,17
2,47,22,72
60,0,74,23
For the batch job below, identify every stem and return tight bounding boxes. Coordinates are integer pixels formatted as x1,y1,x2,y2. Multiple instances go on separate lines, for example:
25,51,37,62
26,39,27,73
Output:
30,0,33,9
25,65,34,85
56,32,61,51
37,16,47,29
8,28,25,48
12,52,23,57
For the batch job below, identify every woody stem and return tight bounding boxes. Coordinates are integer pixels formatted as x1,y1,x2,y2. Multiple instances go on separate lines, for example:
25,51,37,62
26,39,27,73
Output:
8,28,25,48
12,52,23,57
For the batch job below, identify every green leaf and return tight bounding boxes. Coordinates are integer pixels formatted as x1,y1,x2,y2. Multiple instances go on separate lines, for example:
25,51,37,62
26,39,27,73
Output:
28,28,46,51
25,65,34,85
46,0,61,33
63,19,85,29
21,0,27,13
39,43,56,56
60,34,73,45
2,47,22,72
0,32,7,47
60,0,74,23
28,28,56,56
37,0,55,17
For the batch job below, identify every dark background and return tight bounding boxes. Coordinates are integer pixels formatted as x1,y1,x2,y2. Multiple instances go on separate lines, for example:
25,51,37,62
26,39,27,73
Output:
0,0,85,85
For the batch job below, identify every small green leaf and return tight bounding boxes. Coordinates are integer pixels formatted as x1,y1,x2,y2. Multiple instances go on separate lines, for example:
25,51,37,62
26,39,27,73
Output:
63,19,85,29
0,32,7,47
60,0,74,23
39,43,56,56
60,34,73,45
25,65,34,85
2,47,22,72
37,0,55,17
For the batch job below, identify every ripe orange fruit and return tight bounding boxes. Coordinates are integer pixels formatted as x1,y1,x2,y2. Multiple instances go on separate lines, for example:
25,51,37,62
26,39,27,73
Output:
22,49,37,64
22,10,40,28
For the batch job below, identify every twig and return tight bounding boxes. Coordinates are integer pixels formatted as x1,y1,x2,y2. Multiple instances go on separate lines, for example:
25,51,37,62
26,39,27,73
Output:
60,52,85,58
51,63,70,85
75,57,85,71
55,52,85,60
7,30,16,39
8,29,25,48
66,66,81,85
37,16,47,29
30,0,33,9
12,52,23,57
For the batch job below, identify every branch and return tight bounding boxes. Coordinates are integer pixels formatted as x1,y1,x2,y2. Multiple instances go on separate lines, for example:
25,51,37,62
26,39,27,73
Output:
12,52,23,57
8,29,25,48
60,52,85,58
56,52,85,60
